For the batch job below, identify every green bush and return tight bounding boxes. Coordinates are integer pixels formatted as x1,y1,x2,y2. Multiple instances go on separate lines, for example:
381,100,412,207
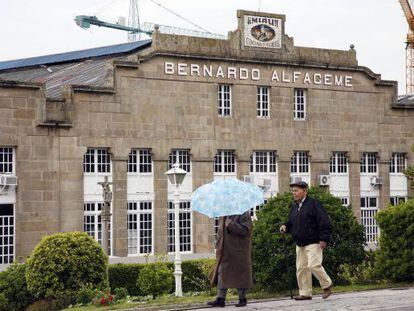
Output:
26,298,70,311
109,258,214,296
0,261,34,311
25,232,108,302
182,259,215,293
252,187,366,291
113,287,128,300
339,250,381,285
137,262,174,298
75,284,95,306
0,293,8,311
376,199,414,282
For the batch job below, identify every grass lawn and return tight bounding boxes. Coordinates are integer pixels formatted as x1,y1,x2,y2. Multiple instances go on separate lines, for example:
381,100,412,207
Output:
64,282,414,311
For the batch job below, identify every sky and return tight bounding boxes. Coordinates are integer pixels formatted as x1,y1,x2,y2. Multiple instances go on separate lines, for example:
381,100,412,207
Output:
0,0,408,94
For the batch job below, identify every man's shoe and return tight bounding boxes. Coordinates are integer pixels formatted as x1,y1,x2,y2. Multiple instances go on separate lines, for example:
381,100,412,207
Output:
207,297,225,307
235,299,247,307
322,286,332,299
293,295,312,301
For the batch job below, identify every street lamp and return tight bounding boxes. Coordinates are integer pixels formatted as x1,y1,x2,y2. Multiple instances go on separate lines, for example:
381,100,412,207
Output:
98,176,112,255
165,161,187,297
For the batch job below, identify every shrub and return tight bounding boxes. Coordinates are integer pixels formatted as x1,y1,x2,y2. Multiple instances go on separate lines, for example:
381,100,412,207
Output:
137,261,173,298
376,199,414,282
25,232,108,302
0,293,8,311
108,258,214,296
0,261,34,311
26,298,70,311
252,187,366,291
113,287,128,300
182,259,215,293
339,250,381,285
75,284,95,306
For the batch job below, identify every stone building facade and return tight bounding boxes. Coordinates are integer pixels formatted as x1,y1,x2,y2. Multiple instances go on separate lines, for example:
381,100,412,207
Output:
0,10,413,264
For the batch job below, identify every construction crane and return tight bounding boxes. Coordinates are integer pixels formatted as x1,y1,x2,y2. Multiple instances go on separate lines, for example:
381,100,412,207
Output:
75,0,225,41
399,0,414,94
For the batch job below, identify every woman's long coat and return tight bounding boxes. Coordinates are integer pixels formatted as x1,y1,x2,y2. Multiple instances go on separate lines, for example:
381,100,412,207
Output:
210,211,253,289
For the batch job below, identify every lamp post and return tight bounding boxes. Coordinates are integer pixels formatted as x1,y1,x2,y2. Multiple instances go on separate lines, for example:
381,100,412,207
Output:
98,176,112,255
165,162,187,297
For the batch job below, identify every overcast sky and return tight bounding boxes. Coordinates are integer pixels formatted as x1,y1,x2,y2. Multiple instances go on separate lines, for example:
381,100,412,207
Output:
0,0,407,94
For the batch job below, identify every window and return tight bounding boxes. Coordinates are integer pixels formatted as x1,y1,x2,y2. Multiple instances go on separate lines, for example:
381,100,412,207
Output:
218,84,232,117
83,148,111,174
250,151,277,173
291,152,309,173
330,152,348,174
360,197,379,243
360,153,377,174
214,217,219,244
340,197,349,206
127,202,153,255
167,202,192,253
294,89,307,120
0,147,14,174
214,150,236,173
128,149,152,173
390,153,407,174
257,86,270,118
0,204,14,264
390,196,406,206
83,202,111,255
250,199,268,221
169,150,191,173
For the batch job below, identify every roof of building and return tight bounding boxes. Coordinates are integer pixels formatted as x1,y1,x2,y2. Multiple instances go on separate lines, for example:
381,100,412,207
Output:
0,40,152,71
0,40,152,98
394,95,414,109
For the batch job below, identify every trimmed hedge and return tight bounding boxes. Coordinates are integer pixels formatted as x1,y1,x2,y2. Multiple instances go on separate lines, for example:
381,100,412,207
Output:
376,199,414,282
109,258,215,296
25,232,108,301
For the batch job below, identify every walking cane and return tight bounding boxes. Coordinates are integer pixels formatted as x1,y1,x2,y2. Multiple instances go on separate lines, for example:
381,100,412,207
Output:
282,232,293,299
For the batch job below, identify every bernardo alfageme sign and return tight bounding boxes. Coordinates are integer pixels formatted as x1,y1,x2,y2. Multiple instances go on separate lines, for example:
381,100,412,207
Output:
164,62,353,88
244,15,282,49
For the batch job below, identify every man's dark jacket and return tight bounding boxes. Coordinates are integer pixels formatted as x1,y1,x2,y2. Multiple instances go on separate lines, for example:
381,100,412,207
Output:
285,196,332,247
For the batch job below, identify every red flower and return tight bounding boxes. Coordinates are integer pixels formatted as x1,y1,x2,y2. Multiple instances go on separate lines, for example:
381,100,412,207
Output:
100,297,106,305
109,295,113,302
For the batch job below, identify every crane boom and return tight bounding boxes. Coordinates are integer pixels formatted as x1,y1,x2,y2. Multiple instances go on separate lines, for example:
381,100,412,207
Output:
399,0,414,94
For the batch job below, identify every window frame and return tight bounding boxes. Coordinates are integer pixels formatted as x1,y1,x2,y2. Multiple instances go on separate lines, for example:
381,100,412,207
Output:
257,86,270,119
128,149,153,175
167,201,193,254
0,147,15,175
360,153,378,174
290,151,310,174
389,153,407,174
250,151,277,173
127,201,154,255
214,150,236,174
293,88,307,121
218,84,232,118
83,148,112,175
330,152,348,175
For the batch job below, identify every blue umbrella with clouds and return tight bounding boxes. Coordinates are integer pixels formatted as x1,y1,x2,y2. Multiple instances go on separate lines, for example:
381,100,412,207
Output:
191,178,264,218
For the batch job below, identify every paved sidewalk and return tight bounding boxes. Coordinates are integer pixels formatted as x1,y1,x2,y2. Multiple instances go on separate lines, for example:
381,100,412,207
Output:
201,288,414,311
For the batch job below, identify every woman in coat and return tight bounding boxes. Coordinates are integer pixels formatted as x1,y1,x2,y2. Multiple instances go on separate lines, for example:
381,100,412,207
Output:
208,211,253,307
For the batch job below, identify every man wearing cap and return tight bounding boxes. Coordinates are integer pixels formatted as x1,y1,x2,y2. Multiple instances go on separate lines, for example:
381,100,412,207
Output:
280,181,333,300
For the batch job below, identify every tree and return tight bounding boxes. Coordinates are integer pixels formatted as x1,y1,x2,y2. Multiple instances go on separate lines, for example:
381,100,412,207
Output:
252,187,366,291
375,199,414,282
404,144,414,192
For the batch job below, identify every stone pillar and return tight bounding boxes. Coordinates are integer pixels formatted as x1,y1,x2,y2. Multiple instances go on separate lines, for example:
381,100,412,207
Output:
153,159,168,254
310,160,330,188
192,160,214,253
348,155,361,221
59,137,86,232
278,159,291,195
378,160,390,210
112,155,128,257
237,159,251,180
